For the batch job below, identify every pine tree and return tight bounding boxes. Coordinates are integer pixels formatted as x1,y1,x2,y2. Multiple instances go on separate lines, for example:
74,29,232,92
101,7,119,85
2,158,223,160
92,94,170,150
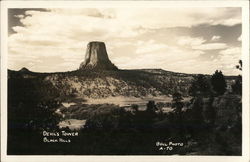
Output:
205,95,216,127
232,60,242,94
211,70,227,95
171,91,185,140
146,100,157,114
189,74,211,97
232,76,242,94
236,60,242,71
171,92,184,114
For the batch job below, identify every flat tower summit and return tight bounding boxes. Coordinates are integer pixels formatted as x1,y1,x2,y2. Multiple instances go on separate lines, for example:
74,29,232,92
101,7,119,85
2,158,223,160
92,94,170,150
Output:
79,41,118,70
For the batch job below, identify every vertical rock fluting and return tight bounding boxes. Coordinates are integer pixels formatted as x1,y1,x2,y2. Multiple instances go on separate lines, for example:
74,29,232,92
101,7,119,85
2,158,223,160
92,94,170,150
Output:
79,41,118,70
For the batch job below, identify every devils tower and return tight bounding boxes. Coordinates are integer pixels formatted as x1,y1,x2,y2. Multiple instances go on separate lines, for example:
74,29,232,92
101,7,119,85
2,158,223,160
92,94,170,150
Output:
79,41,118,70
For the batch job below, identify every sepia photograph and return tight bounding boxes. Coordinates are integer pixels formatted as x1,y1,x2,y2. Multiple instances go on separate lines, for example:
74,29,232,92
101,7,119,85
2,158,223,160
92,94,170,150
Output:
1,1,249,162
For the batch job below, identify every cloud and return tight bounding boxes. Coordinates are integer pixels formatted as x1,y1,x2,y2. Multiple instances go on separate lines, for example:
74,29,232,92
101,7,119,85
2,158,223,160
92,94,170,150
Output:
14,15,24,19
177,36,206,46
219,47,241,55
113,8,241,29
192,43,228,50
49,8,115,19
211,35,221,41
135,40,168,54
176,36,227,51
114,39,204,71
212,18,241,26
237,35,242,41
218,47,241,74
8,8,241,74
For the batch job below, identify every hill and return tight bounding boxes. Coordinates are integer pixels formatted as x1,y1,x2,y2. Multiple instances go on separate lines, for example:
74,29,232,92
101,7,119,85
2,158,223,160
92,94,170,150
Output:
8,68,195,99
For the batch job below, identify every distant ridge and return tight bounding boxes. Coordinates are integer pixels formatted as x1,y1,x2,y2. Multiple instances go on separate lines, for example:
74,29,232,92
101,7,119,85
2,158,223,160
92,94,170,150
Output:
19,67,31,73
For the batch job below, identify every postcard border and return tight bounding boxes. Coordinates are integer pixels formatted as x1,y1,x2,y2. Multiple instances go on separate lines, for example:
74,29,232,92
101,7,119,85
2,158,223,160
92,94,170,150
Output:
1,1,249,162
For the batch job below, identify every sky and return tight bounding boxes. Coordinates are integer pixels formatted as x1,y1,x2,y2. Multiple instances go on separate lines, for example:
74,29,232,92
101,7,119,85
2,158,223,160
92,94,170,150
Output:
8,8,242,75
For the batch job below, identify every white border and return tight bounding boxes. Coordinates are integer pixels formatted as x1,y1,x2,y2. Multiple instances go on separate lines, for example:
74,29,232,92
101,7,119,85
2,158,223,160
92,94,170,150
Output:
1,1,249,162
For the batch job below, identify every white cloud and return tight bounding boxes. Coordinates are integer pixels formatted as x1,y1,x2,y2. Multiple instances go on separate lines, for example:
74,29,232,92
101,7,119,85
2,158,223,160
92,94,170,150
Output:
135,40,168,54
219,47,241,55
14,15,24,19
192,43,228,50
211,18,241,26
211,35,221,41
218,47,241,74
8,8,241,74
177,36,206,46
237,35,242,41
115,39,204,71
113,8,241,29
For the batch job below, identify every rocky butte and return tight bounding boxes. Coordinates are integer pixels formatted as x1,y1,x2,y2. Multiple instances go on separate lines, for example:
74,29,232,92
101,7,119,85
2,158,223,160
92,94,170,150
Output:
79,41,118,71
